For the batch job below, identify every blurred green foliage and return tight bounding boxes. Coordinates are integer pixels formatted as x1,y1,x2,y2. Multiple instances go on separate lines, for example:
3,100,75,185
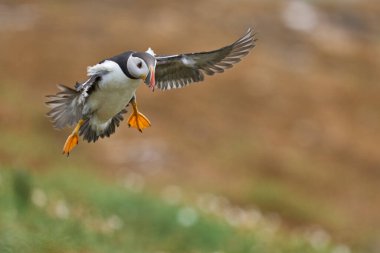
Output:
0,167,334,253
12,169,31,212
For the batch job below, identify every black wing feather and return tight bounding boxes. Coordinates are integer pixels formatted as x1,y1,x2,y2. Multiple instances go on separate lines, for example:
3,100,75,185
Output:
154,28,256,90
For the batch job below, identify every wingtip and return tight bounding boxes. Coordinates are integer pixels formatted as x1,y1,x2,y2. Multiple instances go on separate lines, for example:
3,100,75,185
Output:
245,27,258,43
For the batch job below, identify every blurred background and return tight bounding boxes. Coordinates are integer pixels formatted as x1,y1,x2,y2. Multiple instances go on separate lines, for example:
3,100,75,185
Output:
0,0,379,252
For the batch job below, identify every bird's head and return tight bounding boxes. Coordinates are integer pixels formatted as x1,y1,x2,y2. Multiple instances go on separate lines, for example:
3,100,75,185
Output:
127,52,156,90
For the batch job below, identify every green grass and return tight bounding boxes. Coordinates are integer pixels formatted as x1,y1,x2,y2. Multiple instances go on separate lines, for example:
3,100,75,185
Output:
0,167,336,253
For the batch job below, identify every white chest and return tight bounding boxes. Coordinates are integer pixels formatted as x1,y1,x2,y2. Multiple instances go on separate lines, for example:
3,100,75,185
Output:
84,62,140,123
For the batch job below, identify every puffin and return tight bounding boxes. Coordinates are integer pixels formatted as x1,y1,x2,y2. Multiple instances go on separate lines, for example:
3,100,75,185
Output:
46,28,256,156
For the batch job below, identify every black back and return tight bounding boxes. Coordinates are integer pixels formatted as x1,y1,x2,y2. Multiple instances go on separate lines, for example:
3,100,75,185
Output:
106,51,138,79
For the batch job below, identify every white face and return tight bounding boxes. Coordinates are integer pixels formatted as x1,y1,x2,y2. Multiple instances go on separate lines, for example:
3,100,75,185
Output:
126,56,149,79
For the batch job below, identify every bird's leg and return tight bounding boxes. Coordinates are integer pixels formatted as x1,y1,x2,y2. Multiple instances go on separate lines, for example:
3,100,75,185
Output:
62,119,84,156
128,100,151,133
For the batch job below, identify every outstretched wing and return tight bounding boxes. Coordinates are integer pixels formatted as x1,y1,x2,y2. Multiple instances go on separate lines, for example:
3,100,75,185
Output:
154,28,256,91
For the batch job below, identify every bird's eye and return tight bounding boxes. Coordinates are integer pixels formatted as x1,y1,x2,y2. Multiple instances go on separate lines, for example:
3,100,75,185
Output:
137,62,142,69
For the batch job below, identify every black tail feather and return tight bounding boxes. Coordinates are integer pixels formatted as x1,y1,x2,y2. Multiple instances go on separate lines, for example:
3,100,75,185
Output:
79,109,127,143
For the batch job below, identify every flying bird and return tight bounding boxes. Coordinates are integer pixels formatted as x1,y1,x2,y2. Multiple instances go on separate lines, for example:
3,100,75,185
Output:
46,28,256,156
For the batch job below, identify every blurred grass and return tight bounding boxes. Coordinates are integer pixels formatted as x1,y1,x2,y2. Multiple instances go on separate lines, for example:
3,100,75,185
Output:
0,167,336,253
250,180,334,225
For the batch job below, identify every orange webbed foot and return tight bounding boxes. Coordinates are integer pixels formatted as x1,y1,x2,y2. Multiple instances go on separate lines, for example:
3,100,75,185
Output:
62,119,84,156
62,133,79,156
128,112,151,133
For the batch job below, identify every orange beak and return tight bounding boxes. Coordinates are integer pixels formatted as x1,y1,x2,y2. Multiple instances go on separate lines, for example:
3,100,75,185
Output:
145,66,156,91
